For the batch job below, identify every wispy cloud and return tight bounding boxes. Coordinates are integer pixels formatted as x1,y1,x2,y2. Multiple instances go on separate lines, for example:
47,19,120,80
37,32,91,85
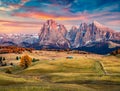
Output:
12,11,87,21
0,0,29,11
0,19,42,27
0,19,41,33
0,0,120,33
107,20,120,26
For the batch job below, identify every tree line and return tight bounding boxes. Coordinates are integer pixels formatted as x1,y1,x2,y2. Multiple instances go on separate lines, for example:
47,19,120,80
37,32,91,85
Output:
0,46,34,54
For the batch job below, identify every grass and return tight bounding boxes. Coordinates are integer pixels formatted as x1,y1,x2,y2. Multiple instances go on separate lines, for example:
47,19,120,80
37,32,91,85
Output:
20,57,96,75
93,61,106,75
0,72,34,86
0,51,120,91
98,55,120,74
0,84,95,91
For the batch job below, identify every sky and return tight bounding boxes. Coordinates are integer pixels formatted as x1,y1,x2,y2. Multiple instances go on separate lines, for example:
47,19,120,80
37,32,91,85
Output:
0,0,120,34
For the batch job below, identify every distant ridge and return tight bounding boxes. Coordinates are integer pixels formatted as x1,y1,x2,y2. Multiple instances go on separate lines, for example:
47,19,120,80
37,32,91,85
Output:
0,20,120,54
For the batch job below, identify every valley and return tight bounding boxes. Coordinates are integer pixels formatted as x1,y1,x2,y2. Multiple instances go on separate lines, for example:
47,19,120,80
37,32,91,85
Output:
0,50,120,91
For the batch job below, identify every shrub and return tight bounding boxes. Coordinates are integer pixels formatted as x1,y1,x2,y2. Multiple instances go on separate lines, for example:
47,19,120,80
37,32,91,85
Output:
0,60,3,66
10,63,13,66
32,58,39,62
3,57,5,61
5,68,12,74
1,62,7,66
16,56,19,60
110,49,120,55
20,55,32,69
0,56,2,61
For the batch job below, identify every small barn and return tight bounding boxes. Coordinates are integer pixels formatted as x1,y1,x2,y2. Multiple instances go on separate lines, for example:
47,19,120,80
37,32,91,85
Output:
66,56,73,59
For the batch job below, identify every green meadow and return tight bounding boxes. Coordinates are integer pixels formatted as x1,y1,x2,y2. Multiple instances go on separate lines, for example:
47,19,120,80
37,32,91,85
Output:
0,51,120,91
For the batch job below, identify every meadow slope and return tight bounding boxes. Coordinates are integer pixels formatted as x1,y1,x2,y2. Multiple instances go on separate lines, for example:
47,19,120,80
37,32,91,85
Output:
0,51,120,91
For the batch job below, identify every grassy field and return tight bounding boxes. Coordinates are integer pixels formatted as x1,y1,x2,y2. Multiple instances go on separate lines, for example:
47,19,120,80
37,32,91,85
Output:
0,51,120,91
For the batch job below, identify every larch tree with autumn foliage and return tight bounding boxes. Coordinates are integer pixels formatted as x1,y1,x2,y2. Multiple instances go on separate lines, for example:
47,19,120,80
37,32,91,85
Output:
20,55,32,69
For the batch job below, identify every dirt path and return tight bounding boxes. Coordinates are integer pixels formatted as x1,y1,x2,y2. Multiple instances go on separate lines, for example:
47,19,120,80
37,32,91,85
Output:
95,60,107,75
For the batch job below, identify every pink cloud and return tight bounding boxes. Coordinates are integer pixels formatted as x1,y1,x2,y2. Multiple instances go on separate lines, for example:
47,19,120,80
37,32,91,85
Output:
107,20,120,26
0,20,42,26
0,19,42,33
12,11,88,21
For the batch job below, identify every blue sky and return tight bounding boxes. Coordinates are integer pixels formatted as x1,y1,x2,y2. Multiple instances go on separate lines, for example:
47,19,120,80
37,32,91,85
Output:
0,0,120,33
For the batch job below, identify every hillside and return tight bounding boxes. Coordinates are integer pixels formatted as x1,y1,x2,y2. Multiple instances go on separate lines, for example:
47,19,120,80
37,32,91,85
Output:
0,50,120,91
110,48,120,55
0,46,34,54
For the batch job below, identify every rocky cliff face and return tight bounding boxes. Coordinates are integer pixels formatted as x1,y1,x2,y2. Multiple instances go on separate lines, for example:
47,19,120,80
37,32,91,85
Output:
38,20,70,49
67,21,120,48
66,26,78,45
0,20,120,54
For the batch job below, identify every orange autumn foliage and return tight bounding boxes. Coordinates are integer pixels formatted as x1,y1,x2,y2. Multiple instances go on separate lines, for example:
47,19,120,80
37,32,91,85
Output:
20,55,32,69
0,46,34,54
110,49,120,55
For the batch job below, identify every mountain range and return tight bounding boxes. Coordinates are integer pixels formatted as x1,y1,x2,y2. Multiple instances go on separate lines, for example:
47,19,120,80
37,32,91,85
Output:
0,19,120,54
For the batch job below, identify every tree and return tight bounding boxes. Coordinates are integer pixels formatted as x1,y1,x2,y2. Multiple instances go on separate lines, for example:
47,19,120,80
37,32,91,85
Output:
3,57,5,61
0,57,3,66
0,57,2,61
20,55,32,69
16,56,19,60
10,63,13,66
19,56,21,59
2,62,7,66
5,68,12,74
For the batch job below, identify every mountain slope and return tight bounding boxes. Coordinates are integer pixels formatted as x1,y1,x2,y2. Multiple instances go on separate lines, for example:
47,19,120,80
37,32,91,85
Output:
66,26,78,45
66,21,120,48
0,20,120,54
74,41,120,54
38,20,70,49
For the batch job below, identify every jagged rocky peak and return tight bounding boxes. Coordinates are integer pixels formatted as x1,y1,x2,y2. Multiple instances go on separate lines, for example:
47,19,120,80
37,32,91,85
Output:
41,19,67,36
80,22,87,27
92,20,114,32
66,20,120,48
38,19,70,49
46,19,56,25
69,26,78,33
58,24,67,37
66,26,78,45
71,26,77,30
42,19,58,30
78,22,88,32
93,20,105,28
